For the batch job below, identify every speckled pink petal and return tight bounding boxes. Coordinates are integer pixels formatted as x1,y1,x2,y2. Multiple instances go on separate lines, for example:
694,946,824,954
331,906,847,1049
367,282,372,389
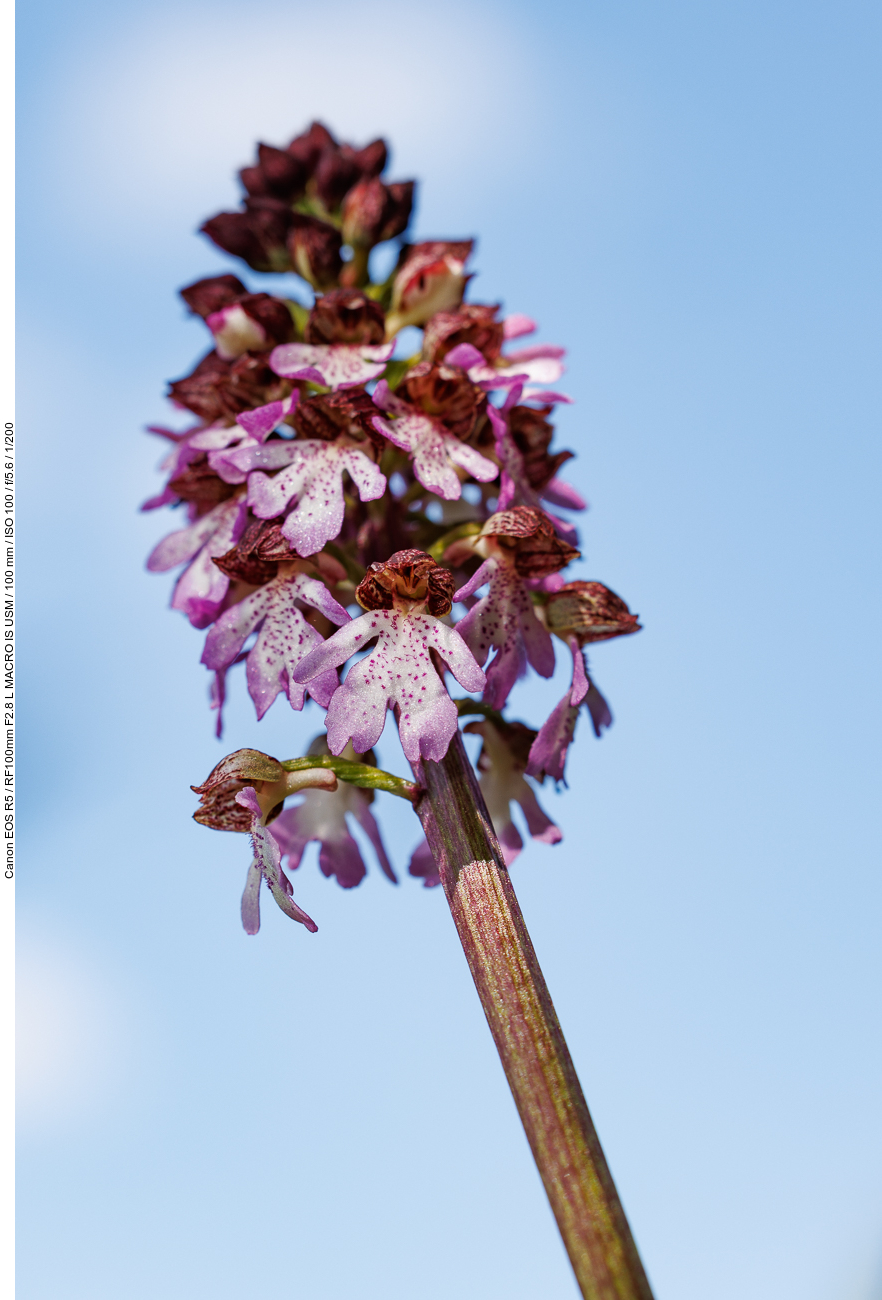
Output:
201,583,275,670
203,573,350,718
270,342,394,388
240,860,262,935
147,496,239,572
245,441,386,556
526,693,577,784
568,638,590,707
235,788,318,932
293,617,380,682
168,498,247,627
456,565,553,710
299,609,485,764
235,391,298,439
429,620,487,693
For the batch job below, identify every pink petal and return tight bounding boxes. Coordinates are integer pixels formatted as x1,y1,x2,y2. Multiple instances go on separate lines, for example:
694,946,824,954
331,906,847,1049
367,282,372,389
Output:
270,342,394,389
542,476,587,510
502,314,536,339
236,391,299,439
235,788,318,932
444,342,486,369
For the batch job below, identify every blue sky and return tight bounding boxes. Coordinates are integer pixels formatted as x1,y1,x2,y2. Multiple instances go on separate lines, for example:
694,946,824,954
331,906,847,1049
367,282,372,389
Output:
17,2,882,1297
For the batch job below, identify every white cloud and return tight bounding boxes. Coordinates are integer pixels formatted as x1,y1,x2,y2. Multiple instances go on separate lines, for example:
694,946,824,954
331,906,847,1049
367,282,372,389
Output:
16,937,129,1132
48,0,543,229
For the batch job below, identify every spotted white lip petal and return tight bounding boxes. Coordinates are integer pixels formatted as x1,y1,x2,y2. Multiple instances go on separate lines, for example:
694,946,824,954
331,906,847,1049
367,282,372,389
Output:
270,342,395,388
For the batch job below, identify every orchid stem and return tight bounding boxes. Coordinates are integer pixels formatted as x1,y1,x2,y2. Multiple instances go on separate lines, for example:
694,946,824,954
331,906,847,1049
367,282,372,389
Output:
415,731,654,1300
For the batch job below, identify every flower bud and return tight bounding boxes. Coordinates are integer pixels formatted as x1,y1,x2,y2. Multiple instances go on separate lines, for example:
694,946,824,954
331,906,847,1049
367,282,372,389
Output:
400,361,484,438
191,748,286,831
206,293,294,360
180,274,248,319
168,351,291,423
313,147,361,209
386,241,473,334
480,506,580,578
544,581,641,644
341,178,414,248
286,121,337,173
287,213,343,289
343,138,388,178
213,517,298,586
293,386,385,450
304,289,386,345
239,142,307,201
201,198,295,272
356,549,455,616
168,456,239,515
422,304,504,364
508,405,573,492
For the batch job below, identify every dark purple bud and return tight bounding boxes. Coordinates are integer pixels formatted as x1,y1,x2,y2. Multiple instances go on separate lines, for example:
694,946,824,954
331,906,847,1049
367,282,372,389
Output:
287,121,337,173
239,142,307,201
287,213,343,289
313,146,362,209
544,582,641,644
356,549,455,616
508,405,573,493
168,455,239,515
400,361,485,439
342,138,387,178
180,274,248,319
304,289,386,345
201,198,294,272
213,517,297,586
168,350,292,422
341,178,414,248
481,506,580,578
293,386,385,451
422,304,505,364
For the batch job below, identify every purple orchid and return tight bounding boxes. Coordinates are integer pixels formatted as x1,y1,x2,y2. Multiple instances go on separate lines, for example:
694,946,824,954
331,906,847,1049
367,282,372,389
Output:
270,340,394,388
453,507,579,710
191,747,342,933
236,787,319,934
486,400,582,545
270,740,397,889
206,304,272,359
201,565,351,718
372,379,498,501
147,494,247,627
527,582,641,782
525,640,612,784
444,337,566,395
385,241,474,335
465,719,562,864
293,551,486,764
156,127,654,1289
215,436,385,557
